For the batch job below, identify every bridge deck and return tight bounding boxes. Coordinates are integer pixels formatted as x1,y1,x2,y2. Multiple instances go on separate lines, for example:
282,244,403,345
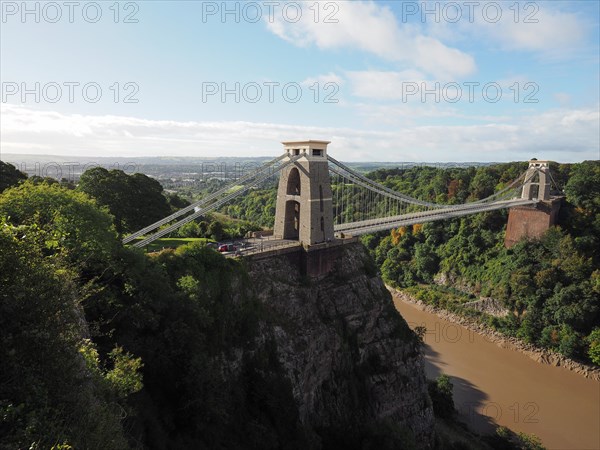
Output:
335,198,536,236
123,150,542,249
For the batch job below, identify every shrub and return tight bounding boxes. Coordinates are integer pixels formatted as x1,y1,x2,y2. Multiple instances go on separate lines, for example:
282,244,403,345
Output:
428,374,455,419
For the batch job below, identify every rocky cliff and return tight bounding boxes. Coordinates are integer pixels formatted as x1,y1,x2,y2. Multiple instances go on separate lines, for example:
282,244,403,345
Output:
247,242,435,448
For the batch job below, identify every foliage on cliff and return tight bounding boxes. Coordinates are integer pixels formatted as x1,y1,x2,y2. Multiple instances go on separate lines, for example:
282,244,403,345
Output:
0,181,138,449
0,177,424,448
365,161,600,364
0,178,314,448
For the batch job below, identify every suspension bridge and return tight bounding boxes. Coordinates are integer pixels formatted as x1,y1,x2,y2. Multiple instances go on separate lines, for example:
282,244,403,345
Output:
123,140,557,251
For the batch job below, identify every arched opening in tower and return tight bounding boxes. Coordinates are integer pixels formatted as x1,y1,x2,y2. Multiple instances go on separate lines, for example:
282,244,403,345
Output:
287,167,301,195
283,200,300,240
529,171,540,199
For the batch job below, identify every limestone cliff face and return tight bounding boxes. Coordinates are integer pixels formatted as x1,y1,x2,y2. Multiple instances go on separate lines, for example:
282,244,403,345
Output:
247,242,435,448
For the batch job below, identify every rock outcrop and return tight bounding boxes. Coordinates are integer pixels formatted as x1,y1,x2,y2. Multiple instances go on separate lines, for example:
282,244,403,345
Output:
247,242,435,448
461,297,509,318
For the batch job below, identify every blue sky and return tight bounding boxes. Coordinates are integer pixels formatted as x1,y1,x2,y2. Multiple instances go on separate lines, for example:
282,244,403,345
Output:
1,0,599,161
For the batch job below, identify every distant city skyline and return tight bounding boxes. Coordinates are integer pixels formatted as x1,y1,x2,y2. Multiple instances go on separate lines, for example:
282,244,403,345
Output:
1,1,599,162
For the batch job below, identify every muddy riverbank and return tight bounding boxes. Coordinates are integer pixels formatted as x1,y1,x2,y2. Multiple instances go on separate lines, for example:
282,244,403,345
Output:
388,286,600,382
390,286,600,450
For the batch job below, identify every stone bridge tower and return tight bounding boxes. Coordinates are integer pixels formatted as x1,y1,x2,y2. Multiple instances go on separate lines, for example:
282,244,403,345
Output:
521,159,551,201
505,159,562,247
273,140,334,246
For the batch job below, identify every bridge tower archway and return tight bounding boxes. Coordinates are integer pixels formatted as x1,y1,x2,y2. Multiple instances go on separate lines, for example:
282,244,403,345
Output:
522,159,551,201
283,200,300,239
287,167,301,195
273,140,334,246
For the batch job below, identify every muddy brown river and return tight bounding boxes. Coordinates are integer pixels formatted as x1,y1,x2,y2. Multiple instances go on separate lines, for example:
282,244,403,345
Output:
394,297,600,450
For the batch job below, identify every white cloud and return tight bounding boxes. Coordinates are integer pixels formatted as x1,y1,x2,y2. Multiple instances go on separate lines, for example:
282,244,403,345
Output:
265,1,476,79
350,102,482,125
345,70,530,105
346,70,426,100
482,7,586,56
426,2,590,59
301,72,344,87
554,93,572,106
1,104,598,162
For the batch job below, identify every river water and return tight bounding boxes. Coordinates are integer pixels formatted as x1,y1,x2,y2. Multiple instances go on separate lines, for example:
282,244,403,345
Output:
393,297,600,450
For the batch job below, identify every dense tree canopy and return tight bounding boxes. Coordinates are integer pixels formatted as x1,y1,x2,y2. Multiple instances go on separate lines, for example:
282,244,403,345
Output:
0,191,137,449
0,179,119,268
78,167,172,234
0,161,27,193
359,161,600,364
0,181,314,448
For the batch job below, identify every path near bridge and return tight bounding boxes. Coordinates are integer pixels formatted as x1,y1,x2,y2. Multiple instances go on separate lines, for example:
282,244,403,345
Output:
394,295,600,450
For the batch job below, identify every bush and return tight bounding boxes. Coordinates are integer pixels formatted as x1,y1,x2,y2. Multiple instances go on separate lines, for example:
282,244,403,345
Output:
558,325,582,359
587,328,600,365
177,221,201,238
428,374,455,419
517,432,545,450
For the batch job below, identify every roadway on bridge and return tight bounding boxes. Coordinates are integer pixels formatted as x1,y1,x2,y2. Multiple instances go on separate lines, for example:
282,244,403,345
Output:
218,236,300,257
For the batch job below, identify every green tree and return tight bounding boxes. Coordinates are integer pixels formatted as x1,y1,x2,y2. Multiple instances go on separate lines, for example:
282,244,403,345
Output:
77,167,128,232
0,180,118,267
0,161,27,192
563,161,600,260
127,172,172,231
564,161,600,211
587,328,600,365
517,432,545,450
208,220,224,241
469,168,496,200
198,220,209,237
78,167,171,234
0,222,129,449
558,324,581,359
413,242,439,282
178,220,201,238
428,374,454,419
105,346,144,398
166,192,190,211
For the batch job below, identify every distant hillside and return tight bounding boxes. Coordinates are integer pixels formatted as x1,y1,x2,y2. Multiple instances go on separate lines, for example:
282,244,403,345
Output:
3,153,498,180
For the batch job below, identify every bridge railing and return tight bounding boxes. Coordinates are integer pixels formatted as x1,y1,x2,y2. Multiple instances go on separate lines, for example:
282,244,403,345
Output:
123,152,290,244
131,155,302,248
337,198,536,236
232,238,301,257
